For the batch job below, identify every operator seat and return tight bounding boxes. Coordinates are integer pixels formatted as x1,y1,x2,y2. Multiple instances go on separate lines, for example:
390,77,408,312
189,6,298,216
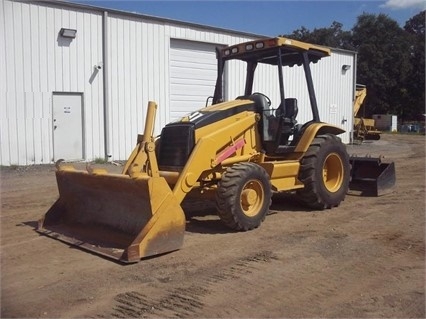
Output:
278,98,298,146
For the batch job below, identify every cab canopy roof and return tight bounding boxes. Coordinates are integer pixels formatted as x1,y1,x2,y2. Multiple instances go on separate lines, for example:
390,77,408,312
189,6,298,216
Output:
219,37,331,67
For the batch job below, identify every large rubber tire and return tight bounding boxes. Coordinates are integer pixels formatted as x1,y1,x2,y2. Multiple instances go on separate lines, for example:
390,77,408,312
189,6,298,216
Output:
216,162,272,231
297,134,350,210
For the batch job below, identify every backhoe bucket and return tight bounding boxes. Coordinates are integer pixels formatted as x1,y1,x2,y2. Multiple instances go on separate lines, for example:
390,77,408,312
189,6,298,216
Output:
349,156,396,196
37,168,186,263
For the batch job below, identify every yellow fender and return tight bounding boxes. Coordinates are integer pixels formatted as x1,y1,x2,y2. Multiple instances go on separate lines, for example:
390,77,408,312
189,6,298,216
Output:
294,123,345,153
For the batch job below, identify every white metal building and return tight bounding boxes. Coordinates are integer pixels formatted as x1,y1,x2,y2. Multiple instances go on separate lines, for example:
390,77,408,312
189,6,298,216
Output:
0,0,356,166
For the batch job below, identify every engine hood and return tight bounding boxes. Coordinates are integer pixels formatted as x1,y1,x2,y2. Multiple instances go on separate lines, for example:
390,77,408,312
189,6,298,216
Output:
168,99,258,130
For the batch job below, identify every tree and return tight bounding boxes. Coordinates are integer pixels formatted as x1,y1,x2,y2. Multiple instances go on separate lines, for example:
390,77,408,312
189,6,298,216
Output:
282,21,354,50
403,11,425,121
283,12,423,120
351,13,413,118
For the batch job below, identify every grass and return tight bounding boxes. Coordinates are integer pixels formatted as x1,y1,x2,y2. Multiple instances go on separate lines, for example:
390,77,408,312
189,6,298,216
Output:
93,157,108,164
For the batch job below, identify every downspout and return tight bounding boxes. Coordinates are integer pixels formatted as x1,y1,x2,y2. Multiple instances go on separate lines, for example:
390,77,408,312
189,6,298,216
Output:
102,11,111,161
351,52,358,144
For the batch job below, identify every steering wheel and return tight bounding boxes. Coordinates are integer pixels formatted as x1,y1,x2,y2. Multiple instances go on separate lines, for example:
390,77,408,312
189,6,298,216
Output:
252,92,271,106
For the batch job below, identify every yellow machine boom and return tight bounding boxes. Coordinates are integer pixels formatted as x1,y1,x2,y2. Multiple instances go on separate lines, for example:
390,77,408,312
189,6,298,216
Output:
353,85,381,141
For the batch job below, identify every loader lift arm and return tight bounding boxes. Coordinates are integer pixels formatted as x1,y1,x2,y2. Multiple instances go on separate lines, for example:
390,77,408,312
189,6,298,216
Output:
122,101,160,178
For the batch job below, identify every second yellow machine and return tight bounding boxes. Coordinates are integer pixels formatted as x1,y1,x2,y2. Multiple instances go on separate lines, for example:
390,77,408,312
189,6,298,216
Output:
38,37,370,263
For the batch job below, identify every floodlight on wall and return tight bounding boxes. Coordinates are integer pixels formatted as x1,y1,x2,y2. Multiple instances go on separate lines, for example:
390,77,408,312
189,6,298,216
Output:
60,28,77,38
342,64,351,71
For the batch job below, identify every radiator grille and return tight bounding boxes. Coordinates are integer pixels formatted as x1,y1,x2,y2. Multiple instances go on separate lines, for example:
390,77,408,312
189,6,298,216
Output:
158,123,195,171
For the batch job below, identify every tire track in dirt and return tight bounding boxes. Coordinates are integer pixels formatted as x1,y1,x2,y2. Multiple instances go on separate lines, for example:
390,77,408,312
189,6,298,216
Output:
104,203,424,318
370,231,425,258
108,251,278,318
314,230,425,317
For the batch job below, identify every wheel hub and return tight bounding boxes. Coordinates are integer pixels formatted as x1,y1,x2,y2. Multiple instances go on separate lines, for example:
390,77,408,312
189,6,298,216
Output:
242,189,257,206
240,181,264,217
323,152,344,192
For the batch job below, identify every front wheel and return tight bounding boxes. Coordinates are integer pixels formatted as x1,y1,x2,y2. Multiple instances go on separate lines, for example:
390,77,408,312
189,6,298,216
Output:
297,134,350,209
216,163,272,231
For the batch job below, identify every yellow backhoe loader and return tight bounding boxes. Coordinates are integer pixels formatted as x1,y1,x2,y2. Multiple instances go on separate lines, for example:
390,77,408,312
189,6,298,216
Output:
37,37,395,263
353,85,381,142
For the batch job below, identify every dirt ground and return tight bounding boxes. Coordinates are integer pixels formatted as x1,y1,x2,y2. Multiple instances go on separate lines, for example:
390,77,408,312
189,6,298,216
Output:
1,133,425,318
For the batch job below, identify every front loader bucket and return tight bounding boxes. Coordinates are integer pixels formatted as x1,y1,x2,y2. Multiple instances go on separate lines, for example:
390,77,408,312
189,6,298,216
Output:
349,156,396,196
37,168,185,263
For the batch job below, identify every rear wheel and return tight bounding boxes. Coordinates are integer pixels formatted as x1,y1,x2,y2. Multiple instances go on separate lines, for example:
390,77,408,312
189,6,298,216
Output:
297,134,350,209
216,163,272,231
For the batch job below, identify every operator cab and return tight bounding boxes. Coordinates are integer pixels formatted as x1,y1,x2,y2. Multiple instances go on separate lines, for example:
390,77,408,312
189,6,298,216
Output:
213,37,330,155
243,94,300,154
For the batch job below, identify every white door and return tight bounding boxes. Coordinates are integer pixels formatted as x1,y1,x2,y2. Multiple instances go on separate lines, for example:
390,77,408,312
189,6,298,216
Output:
52,93,84,161
170,39,223,121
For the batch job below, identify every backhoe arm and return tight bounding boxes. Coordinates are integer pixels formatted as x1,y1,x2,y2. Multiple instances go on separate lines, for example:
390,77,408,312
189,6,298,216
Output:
353,87,367,116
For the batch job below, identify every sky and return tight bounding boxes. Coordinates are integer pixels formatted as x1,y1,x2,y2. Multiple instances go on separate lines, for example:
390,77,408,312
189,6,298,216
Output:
68,0,425,36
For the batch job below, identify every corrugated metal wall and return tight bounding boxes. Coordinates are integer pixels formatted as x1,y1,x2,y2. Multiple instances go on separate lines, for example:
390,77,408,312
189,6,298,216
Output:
284,49,355,142
106,13,254,160
314,49,355,141
1,0,104,165
249,50,355,143
1,0,355,166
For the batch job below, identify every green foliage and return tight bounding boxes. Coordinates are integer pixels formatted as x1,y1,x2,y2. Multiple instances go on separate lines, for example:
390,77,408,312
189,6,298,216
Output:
93,157,108,164
282,21,354,50
403,11,425,121
352,13,413,118
283,11,425,121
